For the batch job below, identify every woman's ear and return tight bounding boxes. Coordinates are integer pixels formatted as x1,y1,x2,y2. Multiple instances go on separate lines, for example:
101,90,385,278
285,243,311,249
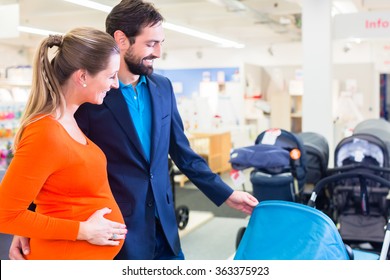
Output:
73,69,87,88
113,30,128,49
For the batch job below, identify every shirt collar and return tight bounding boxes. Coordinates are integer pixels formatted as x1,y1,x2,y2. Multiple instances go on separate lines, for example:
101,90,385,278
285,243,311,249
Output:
119,75,147,89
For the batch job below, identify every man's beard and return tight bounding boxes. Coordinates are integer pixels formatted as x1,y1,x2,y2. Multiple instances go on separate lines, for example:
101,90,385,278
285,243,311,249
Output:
124,50,155,76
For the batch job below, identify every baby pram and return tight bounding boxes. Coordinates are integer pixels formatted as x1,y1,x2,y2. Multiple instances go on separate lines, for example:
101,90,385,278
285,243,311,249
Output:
297,131,330,206
168,158,189,230
234,183,390,260
234,200,351,260
229,128,307,248
230,128,307,203
324,129,390,255
297,131,329,188
307,171,390,259
354,118,390,147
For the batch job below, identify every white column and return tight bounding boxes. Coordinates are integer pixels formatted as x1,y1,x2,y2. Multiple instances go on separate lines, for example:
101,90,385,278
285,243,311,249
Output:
302,0,334,165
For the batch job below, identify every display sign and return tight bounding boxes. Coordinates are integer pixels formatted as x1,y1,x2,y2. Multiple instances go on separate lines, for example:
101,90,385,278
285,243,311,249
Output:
333,12,390,39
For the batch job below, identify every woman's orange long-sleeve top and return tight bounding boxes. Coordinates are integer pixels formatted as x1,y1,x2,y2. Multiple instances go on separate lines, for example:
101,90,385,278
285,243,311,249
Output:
0,116,124,259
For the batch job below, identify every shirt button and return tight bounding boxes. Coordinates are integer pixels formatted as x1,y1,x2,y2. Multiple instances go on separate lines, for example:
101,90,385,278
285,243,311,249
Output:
150,173,153,179
148,201,153,207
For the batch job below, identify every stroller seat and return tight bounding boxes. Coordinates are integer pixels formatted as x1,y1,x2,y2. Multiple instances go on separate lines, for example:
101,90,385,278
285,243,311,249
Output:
234,200,350,260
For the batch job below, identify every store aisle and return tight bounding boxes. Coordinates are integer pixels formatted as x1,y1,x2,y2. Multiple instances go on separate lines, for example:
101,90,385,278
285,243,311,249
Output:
172,169,252,259
180,216,248,260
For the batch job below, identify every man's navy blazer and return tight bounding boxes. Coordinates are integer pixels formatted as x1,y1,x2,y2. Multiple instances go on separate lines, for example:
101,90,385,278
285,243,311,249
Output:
75,73,233,259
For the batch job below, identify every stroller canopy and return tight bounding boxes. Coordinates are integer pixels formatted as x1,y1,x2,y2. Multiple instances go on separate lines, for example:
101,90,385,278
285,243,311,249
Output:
354,119,390,144
234,200,350,260
336,134,385,167
298,131,329,184
353,119,390,166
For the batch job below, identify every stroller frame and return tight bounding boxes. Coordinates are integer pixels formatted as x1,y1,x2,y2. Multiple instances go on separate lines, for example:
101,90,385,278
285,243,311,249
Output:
308,169,390,259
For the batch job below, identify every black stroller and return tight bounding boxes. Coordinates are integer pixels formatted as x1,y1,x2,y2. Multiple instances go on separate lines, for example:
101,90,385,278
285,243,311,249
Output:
354,118,390,147
168,158,190,230
230,128,307,203
297,131,330,205
297,131,329,187
308,171,390,259
322,123,390,255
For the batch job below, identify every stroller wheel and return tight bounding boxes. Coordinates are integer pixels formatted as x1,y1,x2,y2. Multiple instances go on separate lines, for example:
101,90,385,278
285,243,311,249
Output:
175,205,189,230
236,226,246,249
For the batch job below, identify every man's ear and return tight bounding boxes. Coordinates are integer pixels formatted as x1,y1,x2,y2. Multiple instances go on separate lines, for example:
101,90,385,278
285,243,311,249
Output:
113,30,129,49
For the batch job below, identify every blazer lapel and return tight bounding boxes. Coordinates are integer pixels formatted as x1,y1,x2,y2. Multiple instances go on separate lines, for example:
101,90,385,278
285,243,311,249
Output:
147,77,163,164
104,88,148,162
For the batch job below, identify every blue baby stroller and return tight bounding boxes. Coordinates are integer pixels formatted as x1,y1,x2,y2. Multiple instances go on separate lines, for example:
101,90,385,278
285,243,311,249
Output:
234,198,390,260
234,200,351,260
234,172,390,260
230,128,307,203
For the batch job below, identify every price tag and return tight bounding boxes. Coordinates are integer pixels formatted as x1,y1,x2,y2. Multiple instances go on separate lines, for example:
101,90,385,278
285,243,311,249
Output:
261,128,281,145
230,169,245,188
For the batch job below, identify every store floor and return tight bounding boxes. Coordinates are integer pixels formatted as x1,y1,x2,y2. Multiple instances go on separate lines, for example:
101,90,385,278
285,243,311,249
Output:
175,170,251,260
0,170,253,260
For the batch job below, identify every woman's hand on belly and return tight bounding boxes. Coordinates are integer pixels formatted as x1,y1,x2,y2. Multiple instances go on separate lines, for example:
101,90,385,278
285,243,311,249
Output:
77,207,127,246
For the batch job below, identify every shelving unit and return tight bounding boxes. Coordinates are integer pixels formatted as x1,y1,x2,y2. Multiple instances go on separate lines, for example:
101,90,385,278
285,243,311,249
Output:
290,94,302,133
190,131,232,173
175,131,232,187
0,79,30,169
289,79,303,133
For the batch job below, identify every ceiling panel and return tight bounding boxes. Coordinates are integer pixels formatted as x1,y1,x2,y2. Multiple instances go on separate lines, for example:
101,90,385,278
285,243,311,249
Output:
0,0,389,51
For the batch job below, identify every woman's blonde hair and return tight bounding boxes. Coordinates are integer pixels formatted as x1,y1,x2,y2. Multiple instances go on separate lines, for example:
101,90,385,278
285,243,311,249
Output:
13,27,119,151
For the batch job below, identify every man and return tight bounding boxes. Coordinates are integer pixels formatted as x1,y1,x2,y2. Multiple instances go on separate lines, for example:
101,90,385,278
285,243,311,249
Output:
9,0,258,260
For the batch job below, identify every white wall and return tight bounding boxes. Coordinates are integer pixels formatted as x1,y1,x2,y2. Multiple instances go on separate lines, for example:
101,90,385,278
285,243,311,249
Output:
0,45,32,79
155,42,304,69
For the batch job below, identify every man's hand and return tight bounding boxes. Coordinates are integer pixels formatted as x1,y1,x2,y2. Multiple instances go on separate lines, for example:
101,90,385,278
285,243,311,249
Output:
225,190,259,215
9,235,30,260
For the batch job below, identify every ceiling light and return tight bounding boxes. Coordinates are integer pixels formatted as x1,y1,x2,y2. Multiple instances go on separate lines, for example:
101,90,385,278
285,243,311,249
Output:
207,0,246,12
18,26,63,36
332,1,358,16
62,0,245,48
63,0,112,13
162,22,244,48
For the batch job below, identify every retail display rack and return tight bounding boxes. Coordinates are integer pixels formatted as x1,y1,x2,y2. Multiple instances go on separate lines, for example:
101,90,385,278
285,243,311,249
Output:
0,66,31,169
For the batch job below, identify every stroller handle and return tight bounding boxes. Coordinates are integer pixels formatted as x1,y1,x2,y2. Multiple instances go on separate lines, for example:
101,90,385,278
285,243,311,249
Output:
326,163,390,176
380,219,390,260
308,171,390,207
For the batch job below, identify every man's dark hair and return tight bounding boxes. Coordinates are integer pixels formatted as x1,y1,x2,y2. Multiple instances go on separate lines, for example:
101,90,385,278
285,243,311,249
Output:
106,0,164,44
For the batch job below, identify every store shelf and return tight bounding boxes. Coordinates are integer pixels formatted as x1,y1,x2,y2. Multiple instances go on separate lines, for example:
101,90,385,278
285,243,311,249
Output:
0,80,31,87
290,95,302,133
175,131,232,187
0,79,29,169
